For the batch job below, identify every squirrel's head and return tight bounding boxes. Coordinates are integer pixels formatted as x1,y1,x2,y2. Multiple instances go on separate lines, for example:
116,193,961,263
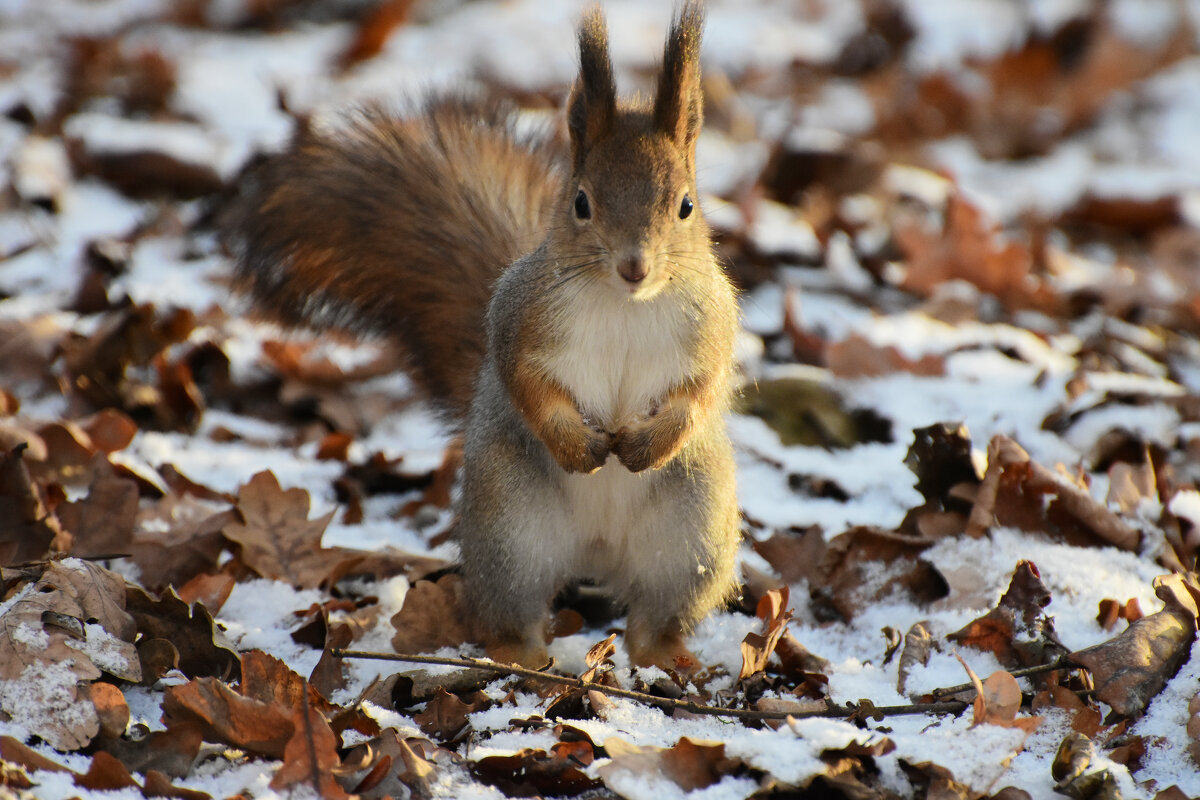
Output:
559,2,709,302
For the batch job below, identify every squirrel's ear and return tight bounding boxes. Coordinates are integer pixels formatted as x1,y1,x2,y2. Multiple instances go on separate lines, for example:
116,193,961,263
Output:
653,1,704,159
568,5,616,166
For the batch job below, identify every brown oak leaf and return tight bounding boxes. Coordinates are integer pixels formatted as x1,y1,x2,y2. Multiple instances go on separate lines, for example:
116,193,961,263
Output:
391,573,475,654
269,701,348,798
0,559,139,750
162,677,294,758
222,470,338,589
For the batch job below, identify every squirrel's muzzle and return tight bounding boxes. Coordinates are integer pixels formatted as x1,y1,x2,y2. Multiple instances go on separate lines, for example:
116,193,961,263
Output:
618,255,647,284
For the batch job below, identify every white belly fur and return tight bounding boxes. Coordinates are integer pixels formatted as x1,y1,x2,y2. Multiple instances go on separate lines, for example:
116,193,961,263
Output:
540,290,694,570
541,290,692,429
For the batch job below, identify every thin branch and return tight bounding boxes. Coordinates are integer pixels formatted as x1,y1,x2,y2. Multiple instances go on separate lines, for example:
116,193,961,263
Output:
332,648,969,722
929,657,1075,699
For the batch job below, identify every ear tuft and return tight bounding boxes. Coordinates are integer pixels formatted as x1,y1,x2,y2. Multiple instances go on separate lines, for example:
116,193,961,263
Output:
654,1,704,157
568,5,616,166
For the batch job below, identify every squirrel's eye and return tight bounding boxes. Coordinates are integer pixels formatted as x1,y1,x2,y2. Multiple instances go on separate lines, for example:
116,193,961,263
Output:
679,194,693,220
574,190,591,220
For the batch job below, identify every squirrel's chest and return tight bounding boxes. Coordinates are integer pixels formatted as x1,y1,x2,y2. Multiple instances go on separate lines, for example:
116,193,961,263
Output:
540,296,692,426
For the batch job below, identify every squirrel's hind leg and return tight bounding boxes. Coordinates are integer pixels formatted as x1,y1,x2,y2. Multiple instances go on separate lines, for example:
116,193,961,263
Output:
618,443,740,672
457,395,575,669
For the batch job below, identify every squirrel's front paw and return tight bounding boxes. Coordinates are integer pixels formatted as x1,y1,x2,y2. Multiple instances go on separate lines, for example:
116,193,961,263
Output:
551,423,612,474
613,422,660,473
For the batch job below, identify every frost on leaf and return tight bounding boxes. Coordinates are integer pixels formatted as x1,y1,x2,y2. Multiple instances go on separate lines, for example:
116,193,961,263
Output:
0,559,139,750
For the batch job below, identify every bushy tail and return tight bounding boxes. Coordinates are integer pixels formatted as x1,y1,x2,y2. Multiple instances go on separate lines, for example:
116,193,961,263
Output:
225,98,564,420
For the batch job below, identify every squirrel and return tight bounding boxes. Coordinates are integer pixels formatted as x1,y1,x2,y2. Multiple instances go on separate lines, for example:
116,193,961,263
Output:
227,1,740,670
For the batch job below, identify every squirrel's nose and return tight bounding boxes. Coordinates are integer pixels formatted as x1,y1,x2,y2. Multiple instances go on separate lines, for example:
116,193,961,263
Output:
618,255,647,284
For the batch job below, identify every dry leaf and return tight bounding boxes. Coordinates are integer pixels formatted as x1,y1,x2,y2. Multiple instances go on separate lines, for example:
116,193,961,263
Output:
391,574,475,654
413,688,482,740
1069,573,1199,717
897,621,934,697
222,470,338,589
162,677,294,758
309,622,354,700
125,585,239,680
130,494,232,592
595,737,742,794
473,744,602,797
949,560,1067,671
971,665,1040,734
811,525,947,620
739,587,793,681
269,701,348,798
967,435,1140,550
752,525,825,585
0,559,139,750
826,333,946,378
0,443,60,564
56,463,139,557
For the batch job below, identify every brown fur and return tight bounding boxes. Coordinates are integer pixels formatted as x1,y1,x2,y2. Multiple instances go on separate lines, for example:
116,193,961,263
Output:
226,97,564,420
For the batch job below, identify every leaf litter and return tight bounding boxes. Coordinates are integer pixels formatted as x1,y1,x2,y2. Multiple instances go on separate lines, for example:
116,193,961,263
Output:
4,1,1200,798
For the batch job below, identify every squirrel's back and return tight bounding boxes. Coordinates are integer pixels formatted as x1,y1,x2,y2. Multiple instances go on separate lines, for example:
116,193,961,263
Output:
226,97,565,419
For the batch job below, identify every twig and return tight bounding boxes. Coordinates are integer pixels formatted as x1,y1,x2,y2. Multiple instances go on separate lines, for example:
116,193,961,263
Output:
929,657,1075,699
332,649,969,722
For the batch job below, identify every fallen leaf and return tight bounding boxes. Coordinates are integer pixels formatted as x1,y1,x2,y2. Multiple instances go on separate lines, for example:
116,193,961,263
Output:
88,682,129,739
739,587,793,681
1069,573,1199,717
125,585,239,680
753,525,825,585
810,525,948,621
967,434,1140,550
336,729,442,798
949,560,1067,672
75,750,139,792
391,573,475,654
269,700,348,798
162,677,294,758
241,649,337,715
0,559,139,750
0,443,59,564
899,759,974,800
825,333,946,378
956,655,1041,734
1097,597,1143,632
309,621,353,700
56,463,139,557
129,495,232,592
80,408,138,454
222,470,338,589
413,687,484,740
904,422,981,506
897,621,934,696
895,193,1054,312
175,572,235,614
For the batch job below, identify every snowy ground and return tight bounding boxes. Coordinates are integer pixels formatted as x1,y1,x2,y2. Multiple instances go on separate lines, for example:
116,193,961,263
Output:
3,0,1200,798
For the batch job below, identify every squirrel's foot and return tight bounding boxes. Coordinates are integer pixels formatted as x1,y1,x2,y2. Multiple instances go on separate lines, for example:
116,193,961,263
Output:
626,629,700,674
485,637,550,669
